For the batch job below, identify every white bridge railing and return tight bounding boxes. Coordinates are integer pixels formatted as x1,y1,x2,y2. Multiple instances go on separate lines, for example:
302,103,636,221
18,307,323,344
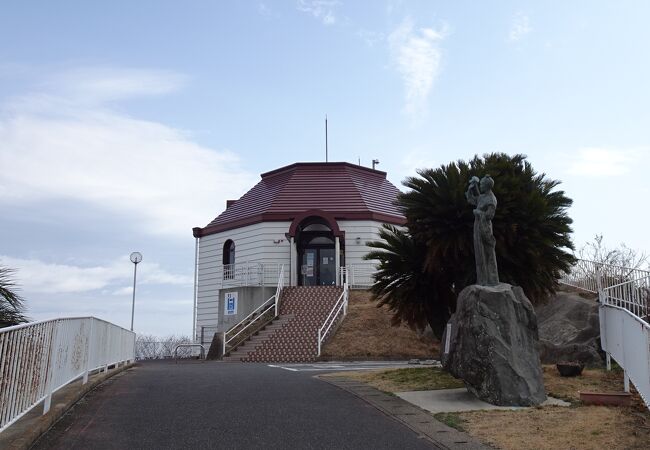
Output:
222,265,285,356
0,317,135,432
561,260,650,409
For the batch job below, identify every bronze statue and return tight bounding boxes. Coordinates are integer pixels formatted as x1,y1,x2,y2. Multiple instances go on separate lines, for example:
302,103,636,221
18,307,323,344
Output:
466,175,499,286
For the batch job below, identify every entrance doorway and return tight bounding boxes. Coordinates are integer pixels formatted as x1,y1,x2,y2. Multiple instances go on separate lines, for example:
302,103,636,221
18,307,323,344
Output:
301,247,335,286
295,217,338,286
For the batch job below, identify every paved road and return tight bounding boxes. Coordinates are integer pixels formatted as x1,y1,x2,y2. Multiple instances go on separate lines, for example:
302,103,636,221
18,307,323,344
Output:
34,361,436,450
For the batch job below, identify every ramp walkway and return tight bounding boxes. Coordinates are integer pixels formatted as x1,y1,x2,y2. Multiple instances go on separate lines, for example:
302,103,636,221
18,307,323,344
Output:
30,361,450,449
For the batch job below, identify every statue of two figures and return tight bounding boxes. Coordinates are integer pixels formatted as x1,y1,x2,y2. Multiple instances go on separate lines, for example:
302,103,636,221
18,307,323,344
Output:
466,175,499,286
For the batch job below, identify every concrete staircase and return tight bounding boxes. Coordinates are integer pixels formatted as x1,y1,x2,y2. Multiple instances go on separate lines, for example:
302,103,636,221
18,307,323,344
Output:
223,286,343,363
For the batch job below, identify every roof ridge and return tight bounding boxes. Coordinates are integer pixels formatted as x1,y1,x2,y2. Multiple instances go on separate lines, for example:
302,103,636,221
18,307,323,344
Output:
261,161,387,179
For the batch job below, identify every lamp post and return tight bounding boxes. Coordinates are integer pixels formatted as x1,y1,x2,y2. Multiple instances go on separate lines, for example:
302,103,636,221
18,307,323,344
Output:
129,252,143,331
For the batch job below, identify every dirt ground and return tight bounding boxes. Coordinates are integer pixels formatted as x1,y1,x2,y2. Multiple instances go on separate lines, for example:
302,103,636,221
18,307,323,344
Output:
455,366,650,450
319,290,439,360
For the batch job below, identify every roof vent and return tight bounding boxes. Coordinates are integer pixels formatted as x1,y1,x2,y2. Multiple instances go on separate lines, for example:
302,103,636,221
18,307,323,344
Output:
226,200,236,208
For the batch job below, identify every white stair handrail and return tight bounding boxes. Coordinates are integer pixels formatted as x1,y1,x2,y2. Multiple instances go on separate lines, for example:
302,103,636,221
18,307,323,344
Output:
274,264,285,316
317,282,349,356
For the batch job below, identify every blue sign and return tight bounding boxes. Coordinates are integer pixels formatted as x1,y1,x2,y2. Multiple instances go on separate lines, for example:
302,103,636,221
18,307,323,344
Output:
225,292,238,315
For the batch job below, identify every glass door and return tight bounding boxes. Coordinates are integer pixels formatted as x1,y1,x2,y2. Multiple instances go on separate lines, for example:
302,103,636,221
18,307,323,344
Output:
318,248,335,285
300,247,336,286
301,248,318,286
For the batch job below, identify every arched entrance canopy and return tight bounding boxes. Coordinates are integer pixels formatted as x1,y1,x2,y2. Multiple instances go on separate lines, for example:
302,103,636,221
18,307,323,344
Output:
287,210,344,238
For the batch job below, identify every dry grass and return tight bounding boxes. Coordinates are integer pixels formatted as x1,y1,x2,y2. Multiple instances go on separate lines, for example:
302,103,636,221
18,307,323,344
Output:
323,367,464,392
319,290,438,360
458,406,650,450
543,365,624,402
452,366,650,450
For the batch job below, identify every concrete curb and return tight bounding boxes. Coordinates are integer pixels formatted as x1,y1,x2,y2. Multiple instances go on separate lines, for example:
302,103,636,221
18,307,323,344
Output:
0,363,135,450
318,375,491,450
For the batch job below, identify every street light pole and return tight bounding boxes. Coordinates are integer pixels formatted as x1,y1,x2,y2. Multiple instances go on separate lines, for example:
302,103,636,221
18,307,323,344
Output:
129,252,143,332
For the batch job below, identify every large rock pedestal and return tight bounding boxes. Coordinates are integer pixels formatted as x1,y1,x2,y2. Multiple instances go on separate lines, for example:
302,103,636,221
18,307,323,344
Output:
441,283,546,406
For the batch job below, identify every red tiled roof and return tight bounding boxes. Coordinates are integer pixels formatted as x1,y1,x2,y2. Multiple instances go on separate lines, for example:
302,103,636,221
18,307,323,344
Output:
193,162,405,237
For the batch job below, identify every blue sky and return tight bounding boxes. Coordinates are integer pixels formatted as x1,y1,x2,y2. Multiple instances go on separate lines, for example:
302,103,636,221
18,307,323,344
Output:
1,1,649,336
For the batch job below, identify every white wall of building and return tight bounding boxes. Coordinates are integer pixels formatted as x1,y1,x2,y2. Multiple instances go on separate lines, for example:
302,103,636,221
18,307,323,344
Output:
194,218,400,342
195,221,292,341
338,220,386,266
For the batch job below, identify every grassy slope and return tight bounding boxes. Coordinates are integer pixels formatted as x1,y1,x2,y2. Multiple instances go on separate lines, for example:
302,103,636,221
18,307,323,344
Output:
319,290,439,360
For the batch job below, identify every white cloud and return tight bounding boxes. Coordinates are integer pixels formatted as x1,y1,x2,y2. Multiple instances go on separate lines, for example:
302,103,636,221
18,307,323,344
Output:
0,67,257,238
388,18,448,117
388,149,438,188
258,3,279,19
113,286,133,296
357,29,384,47
565,148,641,177
297,0,341,26
46,67,187,106
401,150,438,174
509,12,532,42
0,255,192,294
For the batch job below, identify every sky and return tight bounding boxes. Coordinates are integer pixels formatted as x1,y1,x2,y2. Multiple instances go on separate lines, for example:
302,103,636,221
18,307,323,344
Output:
1,1,649,336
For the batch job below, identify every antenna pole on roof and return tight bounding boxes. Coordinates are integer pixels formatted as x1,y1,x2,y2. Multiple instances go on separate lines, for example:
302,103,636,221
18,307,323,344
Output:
325,115,328,162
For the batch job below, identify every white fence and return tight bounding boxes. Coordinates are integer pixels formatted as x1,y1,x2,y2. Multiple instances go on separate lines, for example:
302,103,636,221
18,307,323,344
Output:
561,260,650,409
220,262,289,288
345,264,376,289
0,317,135,432
598,297,650,407
561,259,650,295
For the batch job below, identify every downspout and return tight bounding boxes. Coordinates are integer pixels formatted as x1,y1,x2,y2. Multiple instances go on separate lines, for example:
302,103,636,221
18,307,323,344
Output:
193,236,199,343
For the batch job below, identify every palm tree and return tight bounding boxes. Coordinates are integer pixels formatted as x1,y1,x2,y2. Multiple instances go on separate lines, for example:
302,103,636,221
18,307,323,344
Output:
365,225,454,339
0,265,28,327
367,153,575,339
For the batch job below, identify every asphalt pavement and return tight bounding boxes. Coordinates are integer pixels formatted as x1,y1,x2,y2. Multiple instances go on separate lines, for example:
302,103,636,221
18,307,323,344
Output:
32,361,438,450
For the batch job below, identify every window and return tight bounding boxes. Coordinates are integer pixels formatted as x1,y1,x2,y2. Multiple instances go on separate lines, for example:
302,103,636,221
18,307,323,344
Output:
223,240,235,279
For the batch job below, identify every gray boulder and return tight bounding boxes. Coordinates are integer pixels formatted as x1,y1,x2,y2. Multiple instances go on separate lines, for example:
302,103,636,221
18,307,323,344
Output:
441,283,547,406
535,290,603,366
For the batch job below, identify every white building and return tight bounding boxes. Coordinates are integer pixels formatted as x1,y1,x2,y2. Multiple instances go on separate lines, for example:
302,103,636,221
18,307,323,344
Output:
191,162,405,349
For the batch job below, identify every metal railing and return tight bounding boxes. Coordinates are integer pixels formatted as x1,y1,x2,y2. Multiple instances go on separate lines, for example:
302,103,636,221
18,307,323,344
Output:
221,265,285,356
173,344,205,361
601,276,650,319
317,280,349,356
345,264,377,289
560,259,650,410
219,262,288,289
0,317,135,432
136,338,194,360
599,276,650,408
561,259,650,294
